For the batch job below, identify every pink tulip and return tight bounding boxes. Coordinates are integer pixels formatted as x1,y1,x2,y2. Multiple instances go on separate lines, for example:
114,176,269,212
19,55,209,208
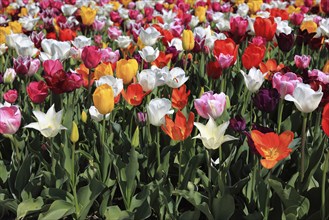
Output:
194,91,227,119
308,69,329,84
100,48,120,63
294,55,311,69
43,59,63,76
215,53,234,69
230,16,248,38
3,90,18,103
107,27,122,40
0,105,21,135
93,19,105,31
290,13,304,26
272,72,303,98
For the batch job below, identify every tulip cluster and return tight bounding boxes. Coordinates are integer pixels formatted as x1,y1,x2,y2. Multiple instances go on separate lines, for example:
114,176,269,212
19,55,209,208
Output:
1,0,329,219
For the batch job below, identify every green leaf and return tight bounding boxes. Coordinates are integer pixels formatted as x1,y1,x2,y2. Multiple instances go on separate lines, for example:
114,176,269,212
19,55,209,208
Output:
41,188,74,203
0,161,8,183
104,206,132,220
77,178,105,220
15,154,32,195
212,194,235,220
17,197,43,219
38,200,74,220
269,179,309,218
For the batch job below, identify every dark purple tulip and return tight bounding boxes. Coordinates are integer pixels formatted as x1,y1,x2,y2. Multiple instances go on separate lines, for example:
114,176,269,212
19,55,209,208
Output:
13,56,31,75
276,33,295,52
229,115,246,133
165,46,179,63
252,124,274,133
253,88,280,113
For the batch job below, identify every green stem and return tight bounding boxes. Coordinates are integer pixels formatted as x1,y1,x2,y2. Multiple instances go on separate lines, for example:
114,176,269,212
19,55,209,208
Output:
157,127,161,168
277,99,284,134
300,114,308,183
264,170,272,220
71,143,80,217
207,150,212,209
178,141,183,187
250,95,253,129
321,148,329,220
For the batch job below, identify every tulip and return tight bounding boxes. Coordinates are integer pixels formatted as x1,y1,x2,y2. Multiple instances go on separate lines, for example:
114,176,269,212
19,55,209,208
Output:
26,81,49,104
285,83,323,113
215,53,234,69
81,46,102,69
195,6,206,22
107,26,122,40
138,46,160,63
321,0,329,15
294,55,311,69
0,104,21,135
213,38,238,67
242,44,266,69
59,28,76,42
147,98,174,126
40,39,71,61
136,112,147,127
272,72,302,98
93,84,114,115
137,69,158,92
161,111,195,141
240,67,266,93
94,62,113,80
3,68,16,84
70,121,79,143
253,88,280,113
116,59,138,84
81,111,88,123
80,6,97,26
251,130,294,169
24,104,67,138
322,103,329,137
194,91,227,119
139,27,161,46
254,17,277,41
193,117,237,150
115,36,132,48
230,16,248,43
122,84,148,106
206,61,222,79
229,115,246,133
164,67,189,88
182,30,195,51
3,90,18,103
276,33,295,52
171,84,190,110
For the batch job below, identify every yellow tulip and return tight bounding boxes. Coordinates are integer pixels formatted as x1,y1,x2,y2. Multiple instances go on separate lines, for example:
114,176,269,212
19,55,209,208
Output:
235,0,245,6
18,8,28,17
300,21,317,33
93,84,114,115
109,1,121,11
116,59,138,84
81,111,88,123
0,26,11,44
80,6,97,26
247,0,263,14
94,62,113,80
70,121,79,143
182,30,195,51
121,0,132,7
195,6,206,22
9,21,22,34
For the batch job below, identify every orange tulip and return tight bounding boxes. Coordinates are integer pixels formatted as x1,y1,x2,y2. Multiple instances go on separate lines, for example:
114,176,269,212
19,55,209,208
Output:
251,130,294,169
259,59,284,80
152,52,173,68
254,17,277,41
76,64,94,88
161,111,195,141
171,84,190,110
121,83,148,106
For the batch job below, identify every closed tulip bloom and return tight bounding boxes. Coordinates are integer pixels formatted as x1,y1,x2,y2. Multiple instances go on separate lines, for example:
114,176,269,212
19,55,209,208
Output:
93,84,114,115
272,72,302,98
193,117,237,150
294,55,311,69
81,46,102,69
195,6,206,22
116,59,138,84
137,69,158,92
80,6,97,26
182,30,195,51
3,90,18,103
285,83,323,113
254,17,277,41
276,33,295,52
161,111,195,141
242,44,266,69
26,81,49,104
147,98,174,126
321,103,329,137
213,38,238,67
253,88,280,113
240,67,266,93
194,91,227,119
70,121,79,143
0,104,21,135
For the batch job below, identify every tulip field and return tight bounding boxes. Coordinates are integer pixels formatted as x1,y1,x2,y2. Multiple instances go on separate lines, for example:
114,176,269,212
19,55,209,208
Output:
1,0,329,219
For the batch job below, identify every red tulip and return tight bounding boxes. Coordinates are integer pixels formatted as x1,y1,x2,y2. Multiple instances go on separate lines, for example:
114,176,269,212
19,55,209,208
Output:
59,28,77,41
213,38,238,67
242,44,266,70
121,84,148,106
3,90,18,103
171,84,190,110
322,103,329,137
81,46,102,69
254,17,277,41
43,59,63,76
26,81,49,103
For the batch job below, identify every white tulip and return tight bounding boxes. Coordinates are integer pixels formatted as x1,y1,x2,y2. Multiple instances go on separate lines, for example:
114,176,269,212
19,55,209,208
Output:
138,46,159,63
240,67,266,93
139,27,161,46
147,98,174,126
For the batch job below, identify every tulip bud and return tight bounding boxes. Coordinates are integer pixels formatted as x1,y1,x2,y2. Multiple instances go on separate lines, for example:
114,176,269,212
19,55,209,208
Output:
182,30,195,51
70,121,79,143
81,110,88,123
3,68,16,84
